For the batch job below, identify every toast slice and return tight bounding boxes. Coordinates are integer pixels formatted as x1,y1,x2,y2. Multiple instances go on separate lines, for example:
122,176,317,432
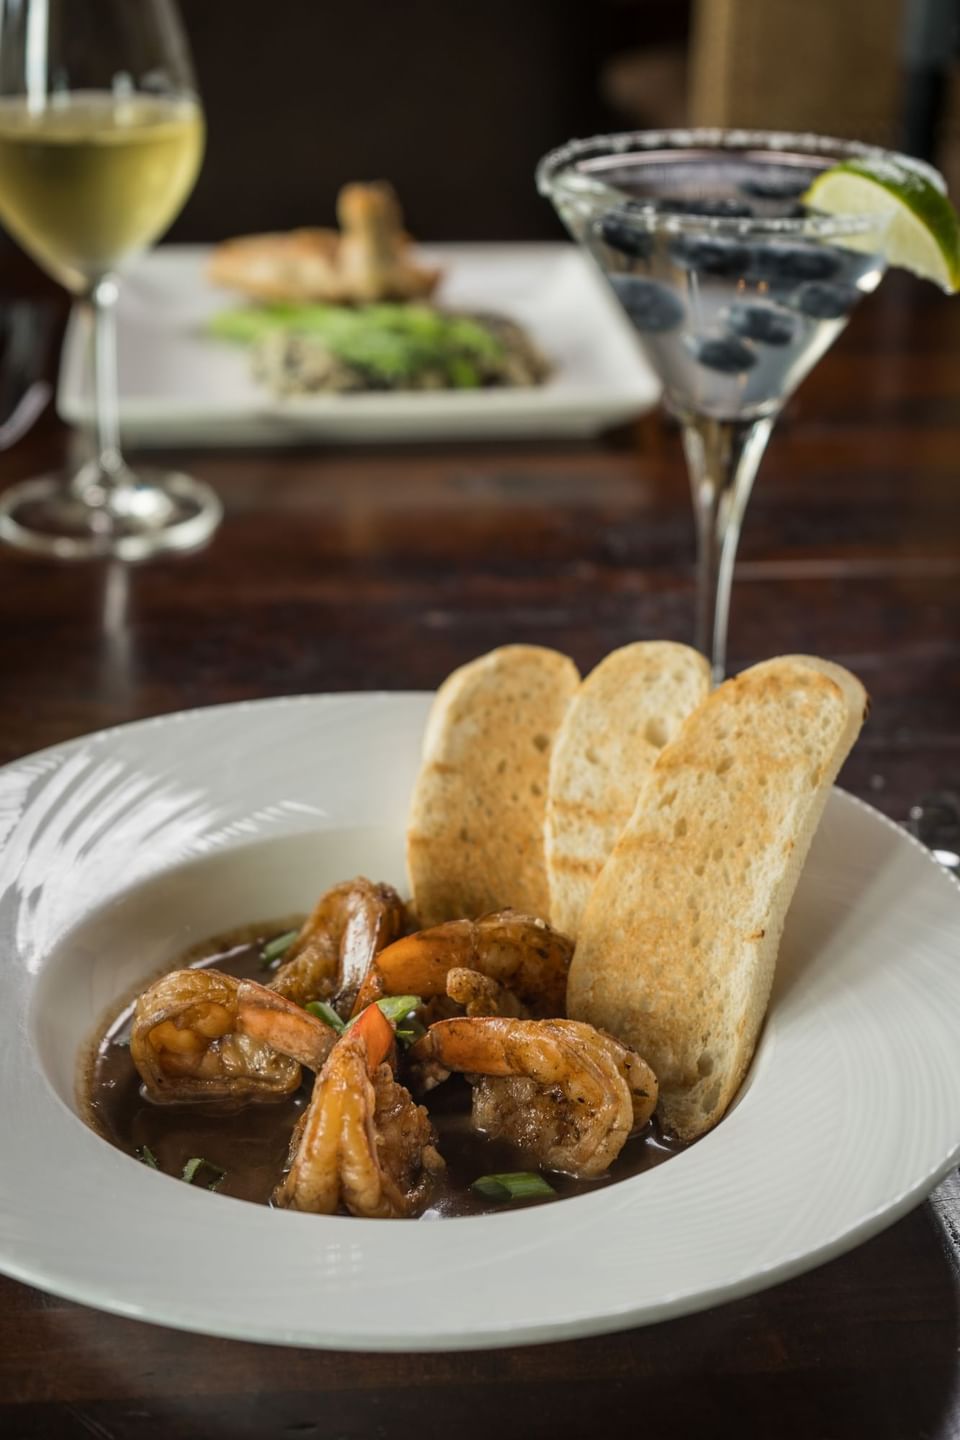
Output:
408,645,580,926
545,642,710,938
567,655,868,1142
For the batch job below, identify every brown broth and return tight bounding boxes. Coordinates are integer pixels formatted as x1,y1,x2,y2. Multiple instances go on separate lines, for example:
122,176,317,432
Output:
84,928,686,1218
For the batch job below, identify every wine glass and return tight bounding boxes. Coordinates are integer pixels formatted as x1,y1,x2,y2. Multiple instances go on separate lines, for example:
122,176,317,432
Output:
0,0,220,560
537,130,945,680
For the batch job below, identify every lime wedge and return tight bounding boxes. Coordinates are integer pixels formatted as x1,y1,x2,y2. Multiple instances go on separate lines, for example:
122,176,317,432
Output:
804,159,960,292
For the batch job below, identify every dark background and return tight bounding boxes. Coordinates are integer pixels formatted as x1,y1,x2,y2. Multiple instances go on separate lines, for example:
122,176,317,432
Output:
2,0,957,257
167,0,691,243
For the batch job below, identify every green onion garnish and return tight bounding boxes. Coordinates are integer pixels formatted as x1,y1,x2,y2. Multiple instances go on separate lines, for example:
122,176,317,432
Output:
306,1000,346,1033
471,1172,556,1201
396,1015,427,1047
260,929,299,969
364,995,422,1026
307,995,424,1044
136,1144,159,1170
343,995,423,1047
181,1157,227,1191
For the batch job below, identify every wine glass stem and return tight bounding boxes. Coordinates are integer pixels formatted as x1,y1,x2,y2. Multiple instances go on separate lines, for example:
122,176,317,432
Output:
74,275,127,507
680,413,775,684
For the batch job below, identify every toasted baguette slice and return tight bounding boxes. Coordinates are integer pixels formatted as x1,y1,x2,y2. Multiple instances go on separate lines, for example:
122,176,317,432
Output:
407,645,579,927
545,642,710,938
567,655,868,1142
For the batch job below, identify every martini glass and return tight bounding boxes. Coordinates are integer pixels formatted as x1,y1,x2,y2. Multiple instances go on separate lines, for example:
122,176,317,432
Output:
537,129,946,680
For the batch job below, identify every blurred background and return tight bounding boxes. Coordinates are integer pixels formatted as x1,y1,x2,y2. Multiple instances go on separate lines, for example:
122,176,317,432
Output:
141,0,960,246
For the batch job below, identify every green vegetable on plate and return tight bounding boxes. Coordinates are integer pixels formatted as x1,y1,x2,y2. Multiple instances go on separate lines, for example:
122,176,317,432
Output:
181,1157,227,1191
208,299,547,394
306,995,424,1047
471,1172,557,1202
259,928,299,969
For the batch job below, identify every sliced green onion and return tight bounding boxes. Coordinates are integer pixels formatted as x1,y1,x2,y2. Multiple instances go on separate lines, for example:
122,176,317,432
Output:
181,1157,227,1191
136,1144,159,1170
306,1000,345,1034
259,928,299,969
471,1172,556,1201
309,994,424,1044
396,1015,427,1047
369,994,422,1025
343,995,424,1046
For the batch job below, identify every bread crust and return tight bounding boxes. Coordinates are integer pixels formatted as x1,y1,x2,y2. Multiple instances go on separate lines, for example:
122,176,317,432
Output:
545,642,710,938
407,646,579,926
567,655,868,1141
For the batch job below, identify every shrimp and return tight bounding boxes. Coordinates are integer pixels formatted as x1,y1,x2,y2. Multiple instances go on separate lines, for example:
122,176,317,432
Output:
351,911,573,1019
444,967,527,1018
273,1003,444,1217
269,877,406,1013
131,968,336,1104
411,1017,658,1179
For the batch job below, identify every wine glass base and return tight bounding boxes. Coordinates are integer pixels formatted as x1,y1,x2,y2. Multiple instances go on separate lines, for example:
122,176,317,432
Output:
0,470,222,561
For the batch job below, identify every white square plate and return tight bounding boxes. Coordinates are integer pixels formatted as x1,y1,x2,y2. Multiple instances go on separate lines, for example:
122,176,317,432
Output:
57,244,660,446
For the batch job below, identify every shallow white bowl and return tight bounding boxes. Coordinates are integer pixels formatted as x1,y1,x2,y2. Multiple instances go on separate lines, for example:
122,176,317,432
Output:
1,693,959,1351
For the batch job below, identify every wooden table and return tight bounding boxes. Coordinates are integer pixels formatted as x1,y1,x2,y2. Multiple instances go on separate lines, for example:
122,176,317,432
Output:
1,270,959,1438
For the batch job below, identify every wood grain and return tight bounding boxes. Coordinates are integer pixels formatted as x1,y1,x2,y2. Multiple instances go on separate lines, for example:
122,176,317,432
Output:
0,267,958,1438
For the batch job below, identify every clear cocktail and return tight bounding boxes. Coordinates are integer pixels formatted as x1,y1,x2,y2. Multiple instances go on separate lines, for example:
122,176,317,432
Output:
537,130,954,678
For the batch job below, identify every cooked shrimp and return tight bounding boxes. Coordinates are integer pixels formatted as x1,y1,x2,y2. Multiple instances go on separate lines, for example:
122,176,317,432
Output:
269,877,406,1012
274,1003,444,1217
411,1017,658,1179
444,967,527,1018
131,968,336,1104
352,911,572,1019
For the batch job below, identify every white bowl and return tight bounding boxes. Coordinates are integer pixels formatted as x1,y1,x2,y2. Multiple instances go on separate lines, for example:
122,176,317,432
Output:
2,693,960,1350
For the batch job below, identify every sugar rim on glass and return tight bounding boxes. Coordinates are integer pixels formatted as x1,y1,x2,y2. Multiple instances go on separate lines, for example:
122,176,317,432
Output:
536,127,947,238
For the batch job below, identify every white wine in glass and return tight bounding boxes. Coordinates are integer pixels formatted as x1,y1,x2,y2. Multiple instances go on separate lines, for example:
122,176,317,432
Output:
0,0,220,560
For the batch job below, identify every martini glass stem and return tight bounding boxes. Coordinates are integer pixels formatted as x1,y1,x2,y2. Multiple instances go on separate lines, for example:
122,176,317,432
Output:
681,413,775,684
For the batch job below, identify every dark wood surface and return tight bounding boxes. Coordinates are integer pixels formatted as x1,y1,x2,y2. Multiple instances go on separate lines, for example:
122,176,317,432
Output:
1,269,959,1438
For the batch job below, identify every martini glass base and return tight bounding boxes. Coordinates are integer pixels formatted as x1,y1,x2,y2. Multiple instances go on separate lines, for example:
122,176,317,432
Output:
0,470,222,561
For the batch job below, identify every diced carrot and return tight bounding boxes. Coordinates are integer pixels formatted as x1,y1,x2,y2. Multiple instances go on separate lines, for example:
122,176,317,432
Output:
351,1000,394,1070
